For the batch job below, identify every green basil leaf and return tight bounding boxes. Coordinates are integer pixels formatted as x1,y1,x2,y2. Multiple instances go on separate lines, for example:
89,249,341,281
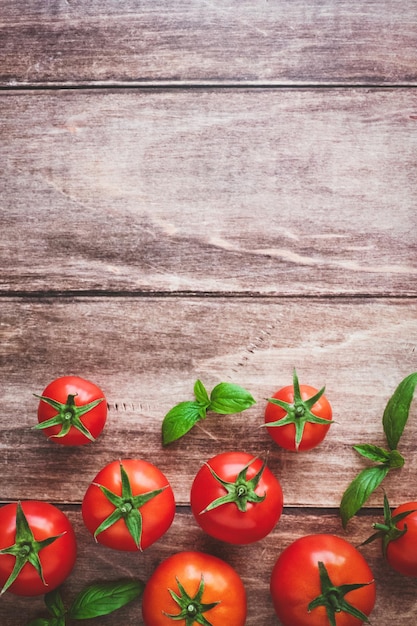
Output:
162,401,203,445
387,449,405,468
353,444,391,464
340,465,390,528
194,379,210,407
382,372,417,450
69,579,144,620
209,383,256,415
45,588,65,618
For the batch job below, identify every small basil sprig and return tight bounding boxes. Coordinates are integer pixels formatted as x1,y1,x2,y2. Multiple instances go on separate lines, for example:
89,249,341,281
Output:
162,380,256,445
26,579,144,625
340,372,417,528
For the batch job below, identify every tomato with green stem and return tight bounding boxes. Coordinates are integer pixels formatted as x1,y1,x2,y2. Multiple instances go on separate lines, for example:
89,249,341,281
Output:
265,369,332,451
362,493,417,577
142,551,247,626
190,451,283,544
0,501,77,596
270,534,375,626
34,376,107,446
82,459,175,551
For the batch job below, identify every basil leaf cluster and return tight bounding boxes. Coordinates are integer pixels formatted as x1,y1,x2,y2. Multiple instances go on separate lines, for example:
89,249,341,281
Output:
162,380,256,445
340,373,417,528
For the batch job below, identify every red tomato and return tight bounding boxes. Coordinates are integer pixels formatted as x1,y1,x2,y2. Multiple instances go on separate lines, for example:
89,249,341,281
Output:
385,501,417,577
270,534,375,626
190,451,283,544
0,501,77,596
82,459,175,551
142,551,247,626
265,370,332,451
35,375,107,446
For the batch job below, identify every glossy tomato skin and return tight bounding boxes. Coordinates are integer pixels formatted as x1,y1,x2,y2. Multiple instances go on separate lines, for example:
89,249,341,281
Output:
0,501,77,596
386,502,417,577
190,451,283,544
142,551,247,626
82,459,175,551
37,375,107,446
265,384,332,451
270,534,375,626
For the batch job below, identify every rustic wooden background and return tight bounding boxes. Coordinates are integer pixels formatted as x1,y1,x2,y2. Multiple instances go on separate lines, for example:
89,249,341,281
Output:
1,1,417,624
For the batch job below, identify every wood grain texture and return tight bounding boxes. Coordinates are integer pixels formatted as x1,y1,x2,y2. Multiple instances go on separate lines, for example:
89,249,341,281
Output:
2,2,417,624
1,509,416,625
1,0,417,86
1,297,416,506
2,89,417,296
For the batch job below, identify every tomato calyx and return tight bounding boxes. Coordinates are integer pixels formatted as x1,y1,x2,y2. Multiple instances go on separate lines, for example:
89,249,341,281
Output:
266,369,330,451
92,462,168,550
34,392,104,442
164,575,220,626
308,561,372,626
0,502,64,595
200,457,267,514
361,492,417,558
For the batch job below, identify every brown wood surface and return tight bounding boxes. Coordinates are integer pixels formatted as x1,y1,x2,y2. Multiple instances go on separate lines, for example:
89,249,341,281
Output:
1,296,417,624
2,89,416,296
1,1,417,625
1,297,417,506
1,0,417,85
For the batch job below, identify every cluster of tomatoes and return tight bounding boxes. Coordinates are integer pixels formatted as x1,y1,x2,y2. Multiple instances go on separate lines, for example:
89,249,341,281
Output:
0,374,416,626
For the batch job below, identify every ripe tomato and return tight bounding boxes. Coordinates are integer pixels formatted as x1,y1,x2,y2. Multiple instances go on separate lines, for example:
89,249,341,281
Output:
34,375,107,446
82,459,175,551
0,501,77,596
270,534,375,626
384,501,417,577
190,451,283,544
142,551,247,626
265,369,332,451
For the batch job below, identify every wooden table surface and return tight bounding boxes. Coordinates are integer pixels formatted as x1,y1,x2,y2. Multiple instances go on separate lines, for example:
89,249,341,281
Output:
1,2,417,624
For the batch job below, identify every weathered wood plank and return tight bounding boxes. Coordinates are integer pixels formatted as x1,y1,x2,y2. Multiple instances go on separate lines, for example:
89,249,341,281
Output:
1,297,416,506
2,89,416,296
1,3,416,626
1,1,416,86
1,508,416,625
